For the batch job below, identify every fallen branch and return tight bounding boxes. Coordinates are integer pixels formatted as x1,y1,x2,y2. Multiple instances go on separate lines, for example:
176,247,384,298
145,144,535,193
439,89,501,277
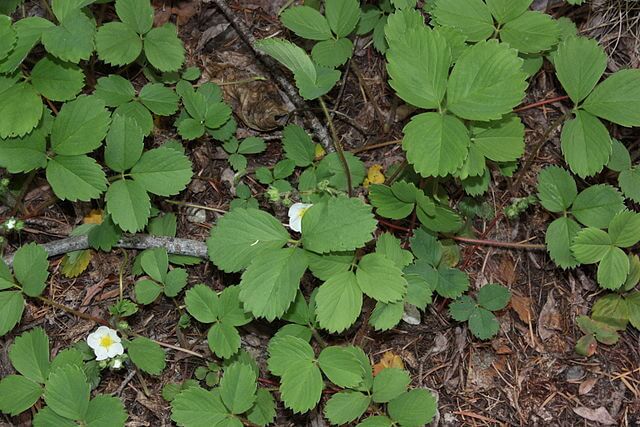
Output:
3,234,208,266
205,0,334,152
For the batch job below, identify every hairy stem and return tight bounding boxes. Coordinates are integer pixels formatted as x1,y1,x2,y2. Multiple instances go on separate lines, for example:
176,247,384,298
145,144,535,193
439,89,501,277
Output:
319,96,353,196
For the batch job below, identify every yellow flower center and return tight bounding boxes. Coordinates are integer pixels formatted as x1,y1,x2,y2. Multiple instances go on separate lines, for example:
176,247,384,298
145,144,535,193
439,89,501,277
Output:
99,335,114,348
298,207,309,218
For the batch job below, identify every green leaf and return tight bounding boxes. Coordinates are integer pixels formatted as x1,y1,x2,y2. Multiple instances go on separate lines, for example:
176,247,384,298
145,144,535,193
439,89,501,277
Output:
105,179,151,232
369,185,413,219
536,166,577,212
0,260,13,290
94,75,135,107
468,307,500,339
477,283,511,311
44,364,90,420
372,368,410,403
139,83,179,116
267,335,314,377
357,416,394,427
447,40,527,121
282,124,315,167
30,56,84,101
432,0,493,41
0,291,25,336
571,228,612,264
0,15,16,61
177,117,205,140
307,251,354,281
471,114,525,162
356,253,407,303
387,389,437,426
144,24,185,72
220,362,257,414
115,0,153,34
204,102,232,130
500,11,559,53
571,184,624,228
134,279,162,305
0,81,43,138
318,346,365,388
127,337,165,375
582,69,640,127
302,196,377,253
597,247,629,290
449,295,476,321
0,375,43,416
311,38,353,68
46,155,107,202
239,248,308,320
164,268,188,297
237,136,267,155
429,265,470,299
13,243,49,297
9,327,49,383
0,17,53,74
561,111,611,178
315,271,362,333
376,233,414,269
607,139,631,172
546,216,581,269
316,152,366,191
171,386,228,427
619,167,640,203
280,6,332,40
247,389,276,427
280,360,323,414
207,208,290,273
129,147,192,196
406,274,433,310
402,112,470,177
141,248,168,283
324,391,370,425
369,301,404,331
42,10,95,62
85,395,127,427
95,22,142,67
486,0,532,24
608,210,640,248
208,322,241,359
51,96,111,156
33,406,77,427
87,215,121,251
0,130,47,173
553,37,607,104
218,286,251,326
104,114,144,172
325,0,361,38
185,284,219,323
386,27,450,109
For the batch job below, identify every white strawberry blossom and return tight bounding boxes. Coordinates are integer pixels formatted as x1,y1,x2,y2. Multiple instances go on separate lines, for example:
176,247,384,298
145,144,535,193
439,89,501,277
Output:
87,326,124,361
288,203,313,233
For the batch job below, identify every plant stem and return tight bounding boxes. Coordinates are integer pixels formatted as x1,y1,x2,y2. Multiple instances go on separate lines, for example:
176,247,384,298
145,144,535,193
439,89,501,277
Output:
444,235,546,251
213,76,266,86
319,96,353,196
351,139,401,154
166,200,227,214
513,95,569,113
311,327,328,348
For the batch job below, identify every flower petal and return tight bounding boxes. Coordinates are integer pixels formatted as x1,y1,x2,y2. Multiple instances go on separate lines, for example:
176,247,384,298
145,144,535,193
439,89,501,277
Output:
87,332,101,349
94,346,110,361
107,342,125,358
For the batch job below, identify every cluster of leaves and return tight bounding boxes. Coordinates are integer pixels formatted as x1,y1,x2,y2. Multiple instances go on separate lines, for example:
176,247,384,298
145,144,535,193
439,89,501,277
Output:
449,283,511,339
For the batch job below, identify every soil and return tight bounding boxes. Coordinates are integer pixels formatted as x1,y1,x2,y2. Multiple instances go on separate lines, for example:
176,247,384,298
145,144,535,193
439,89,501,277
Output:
1,0,639,426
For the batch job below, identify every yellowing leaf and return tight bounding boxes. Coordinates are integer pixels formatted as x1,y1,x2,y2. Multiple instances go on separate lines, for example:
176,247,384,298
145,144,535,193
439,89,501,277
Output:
60,250,93,278
363,164,385,188
373,351,404,376
84,209,104,224
314,143,326,160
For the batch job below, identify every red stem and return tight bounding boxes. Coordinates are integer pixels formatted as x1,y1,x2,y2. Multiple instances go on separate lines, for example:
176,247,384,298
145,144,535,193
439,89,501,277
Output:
513,95,569,113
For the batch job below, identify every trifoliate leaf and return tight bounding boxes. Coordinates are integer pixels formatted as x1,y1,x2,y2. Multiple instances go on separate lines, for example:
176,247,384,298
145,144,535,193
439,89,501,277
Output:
134,279,162,305
486,0,532,24
402,112,470,177
267,335,314,377
561,110,611,178
468,307,500,339
608,210,640,248
369,301,404,331
536,166,577,212
0,131,47,173
571,228,612,264
325,0,361,38
0,17,54,74
318,346,365,388
324,391,370,426
105,179,151,232
130,147,193,196
115,0,153,34
0,81,43,138
9,327,50,383
44,364,90,420
315,271,362,333
94,75,135,107
239,248,308,321
619,167,640,203
280,6,332,40
280,360,323,414
500,11,559,54
219,362,257,414
30,56,84,101
282,124,315,167
0,291,24,336
597,247,629,290
13,243,49,297
207,208,290,273
388,389,437,426
171,386,228,427
356,253,407,303
302,196,377,253
477,283,511,311
41,10,95,62
553,36,607,104
571,184,624,228
386,27,450,109
144,24,185,72
139,83,179,116
46,155,107,202
372,368,410,403
85,395,128,427
546,216,581,269
582,69,640,127
432,0,493,41
104,114,144,172
311,38,353,68
471,114,525,162
447,40,527,121
128,337,165,375
51,96,111,156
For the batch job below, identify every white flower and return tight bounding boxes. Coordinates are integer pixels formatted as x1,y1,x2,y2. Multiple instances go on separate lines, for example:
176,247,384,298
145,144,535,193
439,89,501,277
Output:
111,358,122,369
87,326,124,361
5,218,16,230
288,203,313,233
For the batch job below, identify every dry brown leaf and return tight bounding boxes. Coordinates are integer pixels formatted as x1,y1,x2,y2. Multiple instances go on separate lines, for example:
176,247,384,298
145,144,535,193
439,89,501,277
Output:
578,377,598,395
498,256,517,285
373,351,404,376
84,209,103,224
510,294,533,324
538,290,562,340
573,406,616,425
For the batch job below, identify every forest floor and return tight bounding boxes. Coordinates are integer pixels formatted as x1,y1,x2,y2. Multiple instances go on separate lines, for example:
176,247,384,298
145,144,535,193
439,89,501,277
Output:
1,0,640,426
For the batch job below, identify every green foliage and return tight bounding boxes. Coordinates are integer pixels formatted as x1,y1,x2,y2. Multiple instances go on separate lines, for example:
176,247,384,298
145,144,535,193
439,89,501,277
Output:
449,283,511,339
